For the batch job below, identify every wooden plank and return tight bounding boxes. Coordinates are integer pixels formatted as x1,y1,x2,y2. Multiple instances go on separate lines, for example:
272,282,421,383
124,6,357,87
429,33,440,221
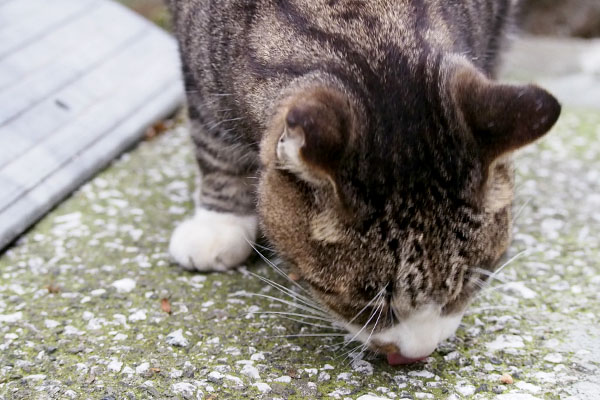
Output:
0,0,184,248
0,1,138,90
0,29,181,210
0,80,182,250
0,0,98,59
0,0,150,167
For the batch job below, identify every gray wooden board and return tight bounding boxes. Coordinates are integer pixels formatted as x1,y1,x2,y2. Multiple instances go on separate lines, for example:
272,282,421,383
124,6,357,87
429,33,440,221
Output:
0,0,184,249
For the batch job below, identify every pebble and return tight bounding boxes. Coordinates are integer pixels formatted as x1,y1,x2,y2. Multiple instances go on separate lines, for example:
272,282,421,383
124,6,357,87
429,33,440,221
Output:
500,373,514,385
351,359,374,375
455,383,476,396
172,382,196,398
91,289,106,296
274,375,292,383
496,394,542,400
111,278,136,293
207,371,224,384
487,334,525,351
44,319,60,329
543,353,563,363
515,381,541,393
408,370,435,379
107,360,123,372
0,312,23,323
136,362,150,374
128,310,147,322
253,382,272,393
357,395,388,400
240,364,260,380
318,372,331,382
165,329,189,347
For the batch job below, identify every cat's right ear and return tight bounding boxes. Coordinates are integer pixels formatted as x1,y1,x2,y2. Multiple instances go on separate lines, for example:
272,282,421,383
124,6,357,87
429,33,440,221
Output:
451,63,561,164
271,87,354,191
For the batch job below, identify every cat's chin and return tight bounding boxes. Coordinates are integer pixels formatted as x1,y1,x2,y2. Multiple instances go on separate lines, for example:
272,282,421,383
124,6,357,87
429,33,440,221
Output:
169,208,258,271
347,305,463,361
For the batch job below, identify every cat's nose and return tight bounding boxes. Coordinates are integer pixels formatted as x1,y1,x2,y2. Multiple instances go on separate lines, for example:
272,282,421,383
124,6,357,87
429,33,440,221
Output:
386,352,429,366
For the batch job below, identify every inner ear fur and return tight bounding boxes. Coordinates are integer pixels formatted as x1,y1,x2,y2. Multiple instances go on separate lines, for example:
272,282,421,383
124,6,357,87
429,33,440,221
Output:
452,64,562,164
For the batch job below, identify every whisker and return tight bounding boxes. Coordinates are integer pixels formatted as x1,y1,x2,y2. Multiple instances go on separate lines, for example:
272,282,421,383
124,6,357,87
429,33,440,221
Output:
344,289,385,346
512,197,533,223
248,271,322,312
270,333,346,338
346,286,387,326
246,292,328,317
277,316,342,331
247,311,334,322
247,241,310,295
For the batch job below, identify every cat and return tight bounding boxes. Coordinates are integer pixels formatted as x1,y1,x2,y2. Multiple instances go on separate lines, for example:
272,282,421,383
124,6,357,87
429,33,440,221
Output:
166,0,561,365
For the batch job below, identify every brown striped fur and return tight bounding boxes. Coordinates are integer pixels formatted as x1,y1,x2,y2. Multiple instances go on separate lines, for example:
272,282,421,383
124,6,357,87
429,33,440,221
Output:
168,0,560,355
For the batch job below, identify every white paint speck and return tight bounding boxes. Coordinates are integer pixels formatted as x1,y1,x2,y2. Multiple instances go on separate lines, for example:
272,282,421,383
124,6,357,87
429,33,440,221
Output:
166,329,189,347
111,278,136,293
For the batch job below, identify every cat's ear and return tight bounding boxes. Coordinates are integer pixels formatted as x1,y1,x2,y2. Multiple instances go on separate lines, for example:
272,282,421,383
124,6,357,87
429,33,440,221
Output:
275,88,353,189
452,64,561,163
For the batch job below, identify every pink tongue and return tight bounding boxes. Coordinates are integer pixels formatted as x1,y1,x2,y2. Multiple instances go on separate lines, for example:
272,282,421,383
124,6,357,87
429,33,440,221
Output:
386,353,426,366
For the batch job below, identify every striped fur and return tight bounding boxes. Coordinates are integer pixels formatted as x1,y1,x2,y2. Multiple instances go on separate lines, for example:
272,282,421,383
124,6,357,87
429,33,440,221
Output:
169,0,560,357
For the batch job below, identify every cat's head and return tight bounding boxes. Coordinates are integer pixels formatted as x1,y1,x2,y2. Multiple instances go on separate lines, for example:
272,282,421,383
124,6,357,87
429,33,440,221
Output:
257,58,560,364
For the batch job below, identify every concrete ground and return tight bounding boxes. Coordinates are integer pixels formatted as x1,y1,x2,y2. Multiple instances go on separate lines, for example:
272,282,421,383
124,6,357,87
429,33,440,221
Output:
1,39,599,399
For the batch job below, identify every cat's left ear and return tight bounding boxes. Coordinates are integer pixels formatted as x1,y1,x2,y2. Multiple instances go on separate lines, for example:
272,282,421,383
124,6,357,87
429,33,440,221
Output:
274,87,353,190
451,64,561,163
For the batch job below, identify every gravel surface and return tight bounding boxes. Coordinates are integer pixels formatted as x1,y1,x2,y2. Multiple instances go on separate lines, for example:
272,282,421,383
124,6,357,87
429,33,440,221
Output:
1,110,599,399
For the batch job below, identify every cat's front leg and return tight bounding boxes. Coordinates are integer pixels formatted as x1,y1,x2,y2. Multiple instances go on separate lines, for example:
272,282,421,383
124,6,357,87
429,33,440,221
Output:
169,117,259,271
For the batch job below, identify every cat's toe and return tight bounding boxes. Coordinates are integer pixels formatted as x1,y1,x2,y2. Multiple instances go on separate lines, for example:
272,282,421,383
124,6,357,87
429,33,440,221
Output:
169,209,258,271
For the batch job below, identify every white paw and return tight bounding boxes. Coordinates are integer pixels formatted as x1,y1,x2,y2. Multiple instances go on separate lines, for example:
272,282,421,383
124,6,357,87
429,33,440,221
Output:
169,208,258,271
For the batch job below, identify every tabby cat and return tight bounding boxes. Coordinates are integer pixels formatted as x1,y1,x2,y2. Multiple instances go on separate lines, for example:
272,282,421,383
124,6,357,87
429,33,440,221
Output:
166,0,560,364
